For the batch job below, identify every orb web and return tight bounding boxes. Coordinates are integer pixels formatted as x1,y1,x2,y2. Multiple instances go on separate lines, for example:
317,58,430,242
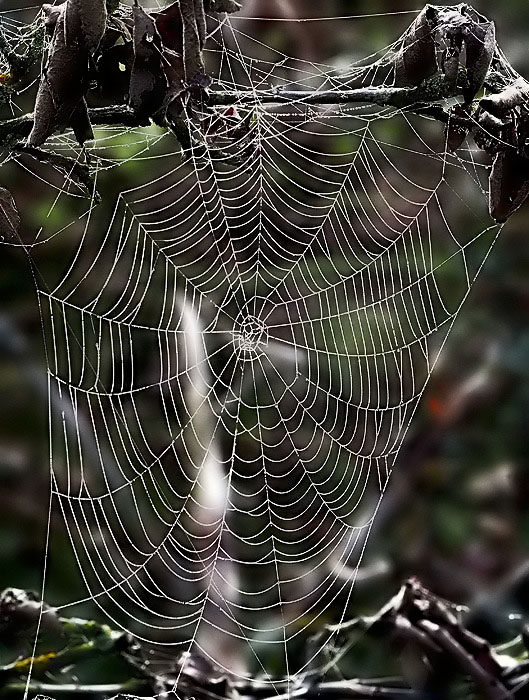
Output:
0,0,513,689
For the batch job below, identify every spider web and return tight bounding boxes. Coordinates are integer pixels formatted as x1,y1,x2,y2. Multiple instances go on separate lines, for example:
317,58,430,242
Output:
0,0,514,690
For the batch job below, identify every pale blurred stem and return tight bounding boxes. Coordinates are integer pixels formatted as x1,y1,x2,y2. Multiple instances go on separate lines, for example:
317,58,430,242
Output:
2,679,418,699
8,679,417,699
262,683,420,699
0,679,150,696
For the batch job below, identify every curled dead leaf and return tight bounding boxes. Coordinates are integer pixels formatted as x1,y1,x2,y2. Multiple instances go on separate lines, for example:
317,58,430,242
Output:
69,99,94,145
0,187,20,238
480,79,529,118
96,42,134,102
152,1,184,53
463,20,495,103
42,3,62,32
489,149,529,223
66,0,107,55
129,3,167,121
395,5,496,102
160,49,186,116
195,0,207,45
394,5,438,87
179,0,206,81
28,4,92,147
473,109,507,155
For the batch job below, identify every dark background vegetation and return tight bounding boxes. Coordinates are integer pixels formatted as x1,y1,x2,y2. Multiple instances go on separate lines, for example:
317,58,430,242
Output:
1,0,529,680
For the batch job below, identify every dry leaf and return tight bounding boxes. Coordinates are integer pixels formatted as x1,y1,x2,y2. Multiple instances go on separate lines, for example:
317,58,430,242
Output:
463,20,495,103
129,3,167,121
480,79,529,118
0,187,20,238
161,49,186,116
445,103,470,152
152,1,184,53
204,0,241,12
474,110,506,155
42,3,62,31
179,0,206,81
194,0,207,49
69,99,94,145
489,149,529,223
394,6,438,87
96,42,134,102
66,0,107,54
28,4,92,146
29,0,108,146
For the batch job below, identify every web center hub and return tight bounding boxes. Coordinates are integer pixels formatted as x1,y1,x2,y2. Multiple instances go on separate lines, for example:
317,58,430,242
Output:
233,315,268,356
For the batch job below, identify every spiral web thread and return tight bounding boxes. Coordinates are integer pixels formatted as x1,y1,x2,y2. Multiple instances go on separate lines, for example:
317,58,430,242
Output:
0,1,517,691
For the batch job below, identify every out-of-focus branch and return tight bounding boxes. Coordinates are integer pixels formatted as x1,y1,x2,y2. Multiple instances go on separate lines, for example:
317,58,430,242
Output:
1,582,527,700
417,619,511,699
312,579,516,700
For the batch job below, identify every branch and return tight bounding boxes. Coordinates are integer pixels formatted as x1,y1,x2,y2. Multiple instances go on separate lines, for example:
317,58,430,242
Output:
0,106,147,148
1,629,131,680
0,81,456,150
207,85,442,107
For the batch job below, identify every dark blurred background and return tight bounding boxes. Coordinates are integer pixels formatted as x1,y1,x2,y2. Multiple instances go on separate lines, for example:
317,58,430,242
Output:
1,0,529,676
